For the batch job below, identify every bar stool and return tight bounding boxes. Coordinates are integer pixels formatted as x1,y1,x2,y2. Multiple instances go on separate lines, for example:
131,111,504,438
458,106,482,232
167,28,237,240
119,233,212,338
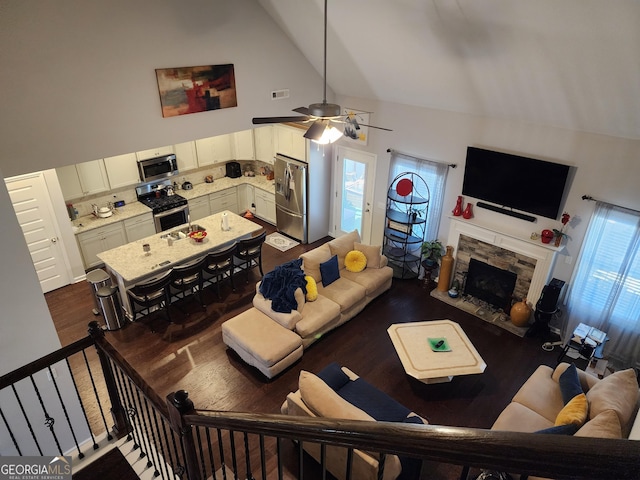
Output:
169,257,207,313
126,270,173,330
203,242,236,300
234,231,267,283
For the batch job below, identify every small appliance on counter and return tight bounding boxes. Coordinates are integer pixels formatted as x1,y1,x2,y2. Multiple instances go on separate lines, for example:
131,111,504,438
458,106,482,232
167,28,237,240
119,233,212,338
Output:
92,203,114,218
182,180,193,190
226,161,242,178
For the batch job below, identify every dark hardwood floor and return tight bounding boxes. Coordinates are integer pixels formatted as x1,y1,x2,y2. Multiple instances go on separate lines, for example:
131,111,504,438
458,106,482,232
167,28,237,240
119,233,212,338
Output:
46,218,560,433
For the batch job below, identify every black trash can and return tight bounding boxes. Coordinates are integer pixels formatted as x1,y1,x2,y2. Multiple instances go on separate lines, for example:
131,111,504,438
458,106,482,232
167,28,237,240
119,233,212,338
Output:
87,269,112,316
97,286,125,330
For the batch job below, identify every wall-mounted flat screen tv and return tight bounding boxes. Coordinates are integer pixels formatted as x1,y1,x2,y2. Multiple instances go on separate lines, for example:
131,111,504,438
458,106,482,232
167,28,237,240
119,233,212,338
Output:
462,147,570,220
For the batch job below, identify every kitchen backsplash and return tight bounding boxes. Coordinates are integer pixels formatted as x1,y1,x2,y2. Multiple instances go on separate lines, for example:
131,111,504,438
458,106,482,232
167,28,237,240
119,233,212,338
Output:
68,160,268,219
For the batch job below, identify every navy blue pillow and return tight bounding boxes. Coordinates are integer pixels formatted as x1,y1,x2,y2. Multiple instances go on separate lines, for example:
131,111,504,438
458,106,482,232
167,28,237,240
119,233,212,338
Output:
319,255,340,286
535,423,579,435
316,363,350,391
338,378,411,422
559,363,583,405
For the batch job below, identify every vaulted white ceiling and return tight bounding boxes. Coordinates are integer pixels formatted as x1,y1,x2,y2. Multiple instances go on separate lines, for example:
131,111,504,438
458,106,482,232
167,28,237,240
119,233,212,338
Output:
258,0,640,140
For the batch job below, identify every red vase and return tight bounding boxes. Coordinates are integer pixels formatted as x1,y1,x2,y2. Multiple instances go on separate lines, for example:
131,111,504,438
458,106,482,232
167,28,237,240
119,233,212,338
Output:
462,203,474,219
453,196,463,216
541,229,554,244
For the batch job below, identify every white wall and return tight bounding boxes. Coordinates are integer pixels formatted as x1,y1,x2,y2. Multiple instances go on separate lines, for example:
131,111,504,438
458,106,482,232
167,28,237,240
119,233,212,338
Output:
0,0,325,177
336,94,640,286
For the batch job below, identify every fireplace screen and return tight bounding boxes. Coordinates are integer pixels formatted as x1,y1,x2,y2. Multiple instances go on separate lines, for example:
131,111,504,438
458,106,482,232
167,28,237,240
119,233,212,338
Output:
464,258,517,312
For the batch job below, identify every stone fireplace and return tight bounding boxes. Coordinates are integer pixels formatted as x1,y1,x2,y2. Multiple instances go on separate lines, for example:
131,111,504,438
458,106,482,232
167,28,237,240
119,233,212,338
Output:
446,218,562,311
454,234,536,304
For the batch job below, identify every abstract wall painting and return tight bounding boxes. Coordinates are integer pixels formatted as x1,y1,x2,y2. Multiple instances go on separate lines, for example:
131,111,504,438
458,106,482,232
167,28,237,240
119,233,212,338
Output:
343,108,370,145
155,64,237,118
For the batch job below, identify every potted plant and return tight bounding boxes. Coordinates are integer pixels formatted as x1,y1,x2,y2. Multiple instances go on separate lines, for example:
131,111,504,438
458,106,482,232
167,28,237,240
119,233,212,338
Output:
420,240,444,268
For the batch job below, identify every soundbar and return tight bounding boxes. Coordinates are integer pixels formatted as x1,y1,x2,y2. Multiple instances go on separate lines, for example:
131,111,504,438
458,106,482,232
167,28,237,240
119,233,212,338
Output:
476,201,536,222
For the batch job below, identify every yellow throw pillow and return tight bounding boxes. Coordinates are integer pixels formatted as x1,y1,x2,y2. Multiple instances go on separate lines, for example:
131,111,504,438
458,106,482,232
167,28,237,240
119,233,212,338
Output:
305,275,318,301
555,393,588,427
345,250,367,272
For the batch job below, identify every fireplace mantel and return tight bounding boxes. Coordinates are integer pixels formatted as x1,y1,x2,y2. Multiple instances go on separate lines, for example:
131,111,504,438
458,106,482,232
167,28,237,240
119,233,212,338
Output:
447,217,562,308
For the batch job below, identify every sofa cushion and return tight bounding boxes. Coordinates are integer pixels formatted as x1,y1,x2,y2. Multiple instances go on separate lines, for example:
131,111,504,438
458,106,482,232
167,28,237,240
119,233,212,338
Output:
554,393,588,427
299,370,374,421
300,243,332,283
575,409,623,439
305,275,318,301
586,368,639,431
345,250,367,272
355,242,383,269
316,362,351,391
341,267,393,297
253,290,302,330
317,278,367,312
320,255,340,286
295,294,342,339
511,365,565,423
492,401,554,433
328,230,361,270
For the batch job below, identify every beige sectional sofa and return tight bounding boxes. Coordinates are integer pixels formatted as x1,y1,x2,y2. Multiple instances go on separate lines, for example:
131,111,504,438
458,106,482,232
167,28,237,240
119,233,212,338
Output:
222,230,393,378
491,362,640,480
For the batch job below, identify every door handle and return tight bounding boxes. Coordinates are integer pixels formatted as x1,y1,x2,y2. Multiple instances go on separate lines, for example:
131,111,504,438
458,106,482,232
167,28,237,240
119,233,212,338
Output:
51,237,58,243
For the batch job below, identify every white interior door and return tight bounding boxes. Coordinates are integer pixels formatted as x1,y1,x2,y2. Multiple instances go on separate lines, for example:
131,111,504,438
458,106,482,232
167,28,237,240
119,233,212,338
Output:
6,173,70,293
334,146,376,243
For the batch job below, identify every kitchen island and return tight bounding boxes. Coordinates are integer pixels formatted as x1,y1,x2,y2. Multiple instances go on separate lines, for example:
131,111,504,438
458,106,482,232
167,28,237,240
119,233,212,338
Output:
97,210,263,319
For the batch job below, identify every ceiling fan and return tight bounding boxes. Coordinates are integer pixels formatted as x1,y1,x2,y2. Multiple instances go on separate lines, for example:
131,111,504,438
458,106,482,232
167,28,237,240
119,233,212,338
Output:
252,0,392,144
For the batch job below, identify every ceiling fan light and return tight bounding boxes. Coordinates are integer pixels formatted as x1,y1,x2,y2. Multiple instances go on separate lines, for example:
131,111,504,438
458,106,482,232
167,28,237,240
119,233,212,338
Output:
312,125,343,144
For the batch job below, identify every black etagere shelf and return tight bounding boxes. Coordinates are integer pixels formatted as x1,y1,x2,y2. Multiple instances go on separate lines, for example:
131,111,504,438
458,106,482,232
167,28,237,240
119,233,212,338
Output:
384,172,430,279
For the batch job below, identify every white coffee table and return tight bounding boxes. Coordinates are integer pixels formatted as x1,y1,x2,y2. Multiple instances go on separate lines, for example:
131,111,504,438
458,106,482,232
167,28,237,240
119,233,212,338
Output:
387,319,486,384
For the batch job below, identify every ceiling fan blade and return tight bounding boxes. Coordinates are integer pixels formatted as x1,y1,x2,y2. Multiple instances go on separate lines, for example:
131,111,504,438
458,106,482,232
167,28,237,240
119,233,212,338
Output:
304,121,327,140
292,106,311,115
358,123,393,132
252,116,310,125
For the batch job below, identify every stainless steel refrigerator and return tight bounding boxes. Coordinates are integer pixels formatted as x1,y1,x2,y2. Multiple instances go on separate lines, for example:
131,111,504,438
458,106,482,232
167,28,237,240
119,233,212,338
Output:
275,154,308,243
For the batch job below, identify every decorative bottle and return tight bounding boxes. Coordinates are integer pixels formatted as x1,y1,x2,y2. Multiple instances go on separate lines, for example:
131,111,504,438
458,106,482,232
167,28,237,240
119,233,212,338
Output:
437,246,455,292
510,298,532,327
463,203,474,219
453,196,463,216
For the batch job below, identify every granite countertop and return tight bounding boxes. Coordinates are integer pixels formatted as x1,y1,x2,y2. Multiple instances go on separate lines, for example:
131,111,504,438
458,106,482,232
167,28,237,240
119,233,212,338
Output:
72,202,152,235
72,175,275,235
97,211,263,283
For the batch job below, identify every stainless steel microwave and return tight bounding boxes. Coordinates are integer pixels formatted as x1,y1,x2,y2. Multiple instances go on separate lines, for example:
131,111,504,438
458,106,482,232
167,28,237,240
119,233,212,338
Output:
137,154,178,183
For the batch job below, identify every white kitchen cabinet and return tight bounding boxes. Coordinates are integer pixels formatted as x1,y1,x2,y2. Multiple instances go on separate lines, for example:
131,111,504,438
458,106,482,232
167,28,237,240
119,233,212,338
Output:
57,160,110,199
254,126,275,164
274,125,306,161
237,184,255,214
77,222,127,269
173,141,198,172
195,134,233,166
104,153,140,189
188,195,211,221
209,187,238,215
233,130,255,160
254,188,276,225
123,213,155,242
135,145,174,161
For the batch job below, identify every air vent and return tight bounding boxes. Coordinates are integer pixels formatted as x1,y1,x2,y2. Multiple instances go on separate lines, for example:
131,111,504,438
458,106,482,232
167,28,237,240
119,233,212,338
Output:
271,89,290,100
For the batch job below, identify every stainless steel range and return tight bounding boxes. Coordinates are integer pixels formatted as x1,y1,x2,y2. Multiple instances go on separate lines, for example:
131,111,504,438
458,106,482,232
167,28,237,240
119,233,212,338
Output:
136,179,189,233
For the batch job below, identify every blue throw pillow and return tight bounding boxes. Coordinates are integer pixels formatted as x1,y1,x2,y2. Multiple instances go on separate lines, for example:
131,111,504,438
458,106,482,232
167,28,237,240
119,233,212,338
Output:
338,378,411,422
316,363,350,391
558,363,583,405
535,423,579,435
319,255,340,286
